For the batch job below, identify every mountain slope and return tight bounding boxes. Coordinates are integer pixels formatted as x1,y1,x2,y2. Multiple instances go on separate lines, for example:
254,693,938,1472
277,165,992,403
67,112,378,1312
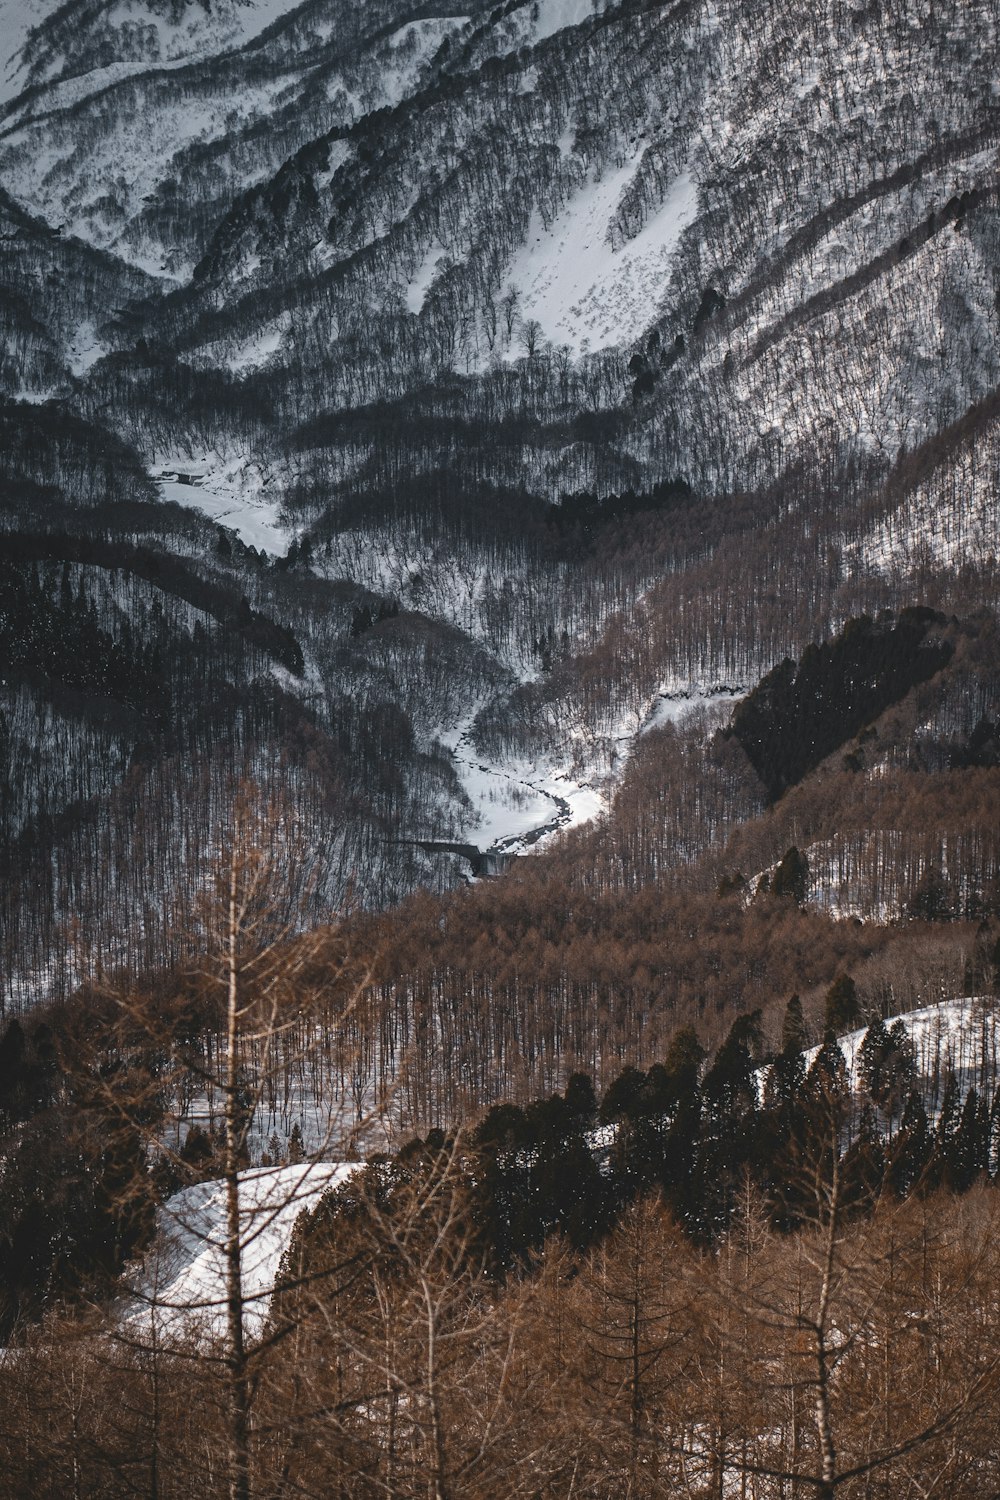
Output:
0,0,481,275
1,0,999,1014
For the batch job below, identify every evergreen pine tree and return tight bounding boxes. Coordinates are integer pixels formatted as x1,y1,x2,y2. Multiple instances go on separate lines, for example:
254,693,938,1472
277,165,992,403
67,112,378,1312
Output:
947,1088,989,1192
858,1016,891,1105
781,994,807,1054
772,847,810,904
841,1102,885,1212
888,1088,932,1196
824,974,860,1035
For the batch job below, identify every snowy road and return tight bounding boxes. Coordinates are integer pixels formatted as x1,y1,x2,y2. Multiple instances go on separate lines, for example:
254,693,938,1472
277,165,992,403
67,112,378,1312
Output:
128,1161,358,1343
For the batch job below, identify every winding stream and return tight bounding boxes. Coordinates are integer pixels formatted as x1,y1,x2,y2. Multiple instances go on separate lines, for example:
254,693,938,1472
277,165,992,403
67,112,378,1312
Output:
439,685,746,876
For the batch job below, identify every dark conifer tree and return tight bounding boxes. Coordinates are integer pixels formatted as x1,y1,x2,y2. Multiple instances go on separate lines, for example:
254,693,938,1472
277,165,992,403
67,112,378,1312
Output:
781,994,807,1053
946,1088,990,1193
858,1016,892,1105
888,1089,933,1197
841,1103,886,1213
824,974,860,1036
564,1072,598,1129
772,846,810,904
696,1012,764,1237
0,1020,27,1126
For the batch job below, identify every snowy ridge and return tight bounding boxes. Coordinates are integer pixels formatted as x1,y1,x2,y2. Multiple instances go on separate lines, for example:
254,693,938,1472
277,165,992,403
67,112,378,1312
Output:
804,996,1000,1111
0,0,50,106
129,1161,358,1343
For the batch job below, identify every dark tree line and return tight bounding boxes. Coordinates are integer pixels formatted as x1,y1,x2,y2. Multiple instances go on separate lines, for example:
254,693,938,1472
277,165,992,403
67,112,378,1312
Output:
730,607,955,800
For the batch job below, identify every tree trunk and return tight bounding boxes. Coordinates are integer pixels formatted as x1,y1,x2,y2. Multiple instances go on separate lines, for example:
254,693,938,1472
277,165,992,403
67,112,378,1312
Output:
226,855,251,1500
813,1160,839,1500
422,1275,450,1500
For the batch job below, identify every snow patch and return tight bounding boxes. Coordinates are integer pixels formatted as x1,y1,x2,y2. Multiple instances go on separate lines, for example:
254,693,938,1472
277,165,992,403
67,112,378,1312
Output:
507,153,697,354
6,386,58,404
217,318,288,374
152,451,291,554
531,0,596,44
66,320,108,376
556,122,577,159
130,1162,358,1343
640,686,745,735
383,15,469,51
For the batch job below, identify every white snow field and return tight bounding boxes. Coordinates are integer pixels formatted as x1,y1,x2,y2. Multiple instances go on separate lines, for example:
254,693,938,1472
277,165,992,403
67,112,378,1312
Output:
804,997,1000,1106
153,452,291,554
507,151,697,355
453,736,604,854
530,0,597,43
129,1161,357,1343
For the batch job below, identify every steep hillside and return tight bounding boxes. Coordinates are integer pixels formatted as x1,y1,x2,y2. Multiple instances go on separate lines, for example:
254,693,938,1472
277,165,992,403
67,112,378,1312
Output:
1,0,999,1013
0,0,480,275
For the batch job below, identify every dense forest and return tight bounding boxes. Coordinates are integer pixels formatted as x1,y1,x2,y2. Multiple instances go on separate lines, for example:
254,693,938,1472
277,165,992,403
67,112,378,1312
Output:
5,969,1000,1497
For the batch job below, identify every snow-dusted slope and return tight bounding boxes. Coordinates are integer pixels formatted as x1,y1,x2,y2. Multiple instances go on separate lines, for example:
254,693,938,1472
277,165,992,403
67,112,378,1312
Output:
0,1,472,274
0,0,309,109
5,0,998,466
136,0,998,514
130,1161,358,1342
805,997,1000,1113
507,154,697,356
850,399,1000,581
0,0,51,105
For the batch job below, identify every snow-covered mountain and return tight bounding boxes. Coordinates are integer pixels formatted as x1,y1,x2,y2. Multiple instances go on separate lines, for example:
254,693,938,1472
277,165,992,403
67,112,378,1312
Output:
0,0,480,275
2,0,1000,1005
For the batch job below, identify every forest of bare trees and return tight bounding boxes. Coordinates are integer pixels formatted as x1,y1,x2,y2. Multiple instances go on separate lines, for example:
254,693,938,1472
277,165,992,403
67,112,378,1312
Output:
6,1146,1000,1498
